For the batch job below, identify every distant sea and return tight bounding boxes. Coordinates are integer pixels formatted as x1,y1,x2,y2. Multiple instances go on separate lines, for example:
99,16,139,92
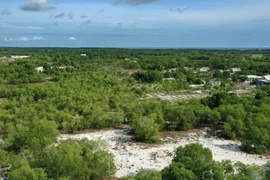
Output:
123,47,270,50
1,46,270,50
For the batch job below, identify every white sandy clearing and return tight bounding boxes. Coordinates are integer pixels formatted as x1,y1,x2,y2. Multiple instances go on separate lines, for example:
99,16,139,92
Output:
58,129,270,178
147,92,209,102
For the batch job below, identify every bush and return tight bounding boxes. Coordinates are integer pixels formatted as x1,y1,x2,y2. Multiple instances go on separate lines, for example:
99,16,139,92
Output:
131,116,160,143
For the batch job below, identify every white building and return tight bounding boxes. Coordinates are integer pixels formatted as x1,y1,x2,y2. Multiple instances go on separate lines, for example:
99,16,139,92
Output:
163,78,176,81
35,66,44,72
209,81,221,86
256,75,270,88
246,75,262,82
58,65,74,69
231,68,241,73
263,75,270,81
196,67,210,73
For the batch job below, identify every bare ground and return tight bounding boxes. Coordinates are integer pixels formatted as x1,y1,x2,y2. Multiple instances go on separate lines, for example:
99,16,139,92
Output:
59,128,270,178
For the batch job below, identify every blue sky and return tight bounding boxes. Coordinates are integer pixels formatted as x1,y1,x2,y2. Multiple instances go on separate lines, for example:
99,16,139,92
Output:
0,0,270,48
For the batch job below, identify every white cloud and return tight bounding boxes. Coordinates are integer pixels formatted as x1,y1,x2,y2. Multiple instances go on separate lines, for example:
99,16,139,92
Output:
72,1,270,27
4,37,44,42
166,3,270,25
4,37,14,42
1,9,11,15
32,37,44,40
113,0,161,5
26,26,44,30
69,37,76,40
20,0,56,11
0,22,45,30
20,37,30,41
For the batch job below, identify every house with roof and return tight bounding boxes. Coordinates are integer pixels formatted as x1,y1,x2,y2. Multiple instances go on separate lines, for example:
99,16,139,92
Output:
58,65,74,69
208,80,221,86
35,66,44,72
166,68,177,73
163,78,176,81
256,80,270,88
263,75,270,81
231,68,241,73
246,75,262,82
256,75,270,88
196,67,210,73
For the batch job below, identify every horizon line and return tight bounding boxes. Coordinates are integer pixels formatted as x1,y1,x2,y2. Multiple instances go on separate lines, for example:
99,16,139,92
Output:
0,46,270,50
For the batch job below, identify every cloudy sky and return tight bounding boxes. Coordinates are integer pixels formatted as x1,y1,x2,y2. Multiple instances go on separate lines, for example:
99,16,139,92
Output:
0,0,270,48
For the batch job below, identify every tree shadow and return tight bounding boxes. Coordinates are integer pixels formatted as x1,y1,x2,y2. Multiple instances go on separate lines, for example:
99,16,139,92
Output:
111,129,132,143
214,143,242,153
114,129,131,135
127,168,159,177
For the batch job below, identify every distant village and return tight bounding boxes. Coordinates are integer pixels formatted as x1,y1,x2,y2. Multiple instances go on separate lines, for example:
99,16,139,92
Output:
163,65,270,89
1,54,270,89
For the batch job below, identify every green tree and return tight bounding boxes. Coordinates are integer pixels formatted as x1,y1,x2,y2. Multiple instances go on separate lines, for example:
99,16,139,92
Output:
78,139,116,179
266,161,270,180
171,143,224,180
223,116,245,139
44,140,90,180
4,120,58,154
128,171,162,180
8,165,47,180
131,116,160,143
232,162,266,180
165,105,197,131
162,162,197,180
42,139,115,180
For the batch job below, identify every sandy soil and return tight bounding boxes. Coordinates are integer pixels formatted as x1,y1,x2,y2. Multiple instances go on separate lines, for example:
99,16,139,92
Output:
58,129,270,178
148,91,209,101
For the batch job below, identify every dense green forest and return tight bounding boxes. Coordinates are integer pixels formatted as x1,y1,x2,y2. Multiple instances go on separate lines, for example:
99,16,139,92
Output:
0,48,270,179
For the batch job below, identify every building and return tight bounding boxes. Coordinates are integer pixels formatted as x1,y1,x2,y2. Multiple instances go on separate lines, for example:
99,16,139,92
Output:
209,80,221,86
231,68,241,73
263,75,270,81
35,66,44,72
163,78,176,81
80,54,87,57
196,67,210,73
167,68,177,73
58,65,74,69
256,80,270,88
246,75,262,82
256,75,270,88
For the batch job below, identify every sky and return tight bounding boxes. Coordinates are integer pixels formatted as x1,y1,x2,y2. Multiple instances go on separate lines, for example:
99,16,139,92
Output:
0,0,270,48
